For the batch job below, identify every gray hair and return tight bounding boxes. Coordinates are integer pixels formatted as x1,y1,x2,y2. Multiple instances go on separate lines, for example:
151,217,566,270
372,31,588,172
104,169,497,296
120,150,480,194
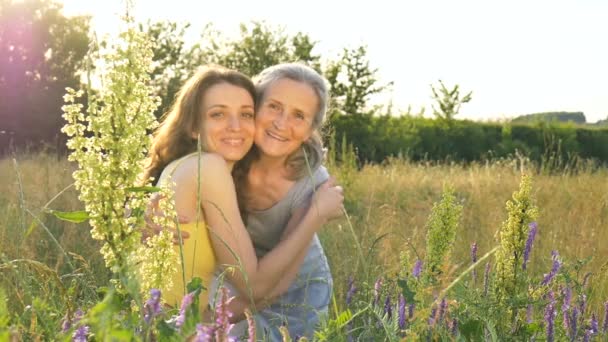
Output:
253,62,329,179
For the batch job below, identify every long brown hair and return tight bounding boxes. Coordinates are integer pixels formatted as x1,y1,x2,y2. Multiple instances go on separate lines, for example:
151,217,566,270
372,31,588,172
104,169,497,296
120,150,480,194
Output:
142,65,255,184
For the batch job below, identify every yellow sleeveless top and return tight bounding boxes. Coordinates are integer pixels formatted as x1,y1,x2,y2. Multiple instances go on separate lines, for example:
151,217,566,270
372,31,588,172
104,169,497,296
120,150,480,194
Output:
165,221,216,313
158,153,216,313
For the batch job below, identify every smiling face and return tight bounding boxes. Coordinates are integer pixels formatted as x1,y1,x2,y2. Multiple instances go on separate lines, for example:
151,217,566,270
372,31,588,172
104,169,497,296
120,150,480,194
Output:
193,82,255,164
254,78,319,160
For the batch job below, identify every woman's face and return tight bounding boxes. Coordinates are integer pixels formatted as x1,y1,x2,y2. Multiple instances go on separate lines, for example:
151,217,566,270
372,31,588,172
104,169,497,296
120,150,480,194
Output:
254,78,318,160
193,82,255,164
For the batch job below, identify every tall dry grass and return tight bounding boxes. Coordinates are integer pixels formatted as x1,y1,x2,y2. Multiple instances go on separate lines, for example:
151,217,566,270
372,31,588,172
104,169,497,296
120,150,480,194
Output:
321,157,608,312
2,152,607,315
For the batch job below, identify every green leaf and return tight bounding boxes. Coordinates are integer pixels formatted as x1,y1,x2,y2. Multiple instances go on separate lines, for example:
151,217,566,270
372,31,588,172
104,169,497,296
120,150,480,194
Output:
397,279,417,303
25,220,38,238
485,321,498,342
157,320,179,340
525,322,542,334
48,210,89,223
125,186,162,193
458,319,483,340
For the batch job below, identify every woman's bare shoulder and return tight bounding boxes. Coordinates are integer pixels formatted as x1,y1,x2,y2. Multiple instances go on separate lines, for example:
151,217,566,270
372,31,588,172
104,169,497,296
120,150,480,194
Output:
173,152,232,185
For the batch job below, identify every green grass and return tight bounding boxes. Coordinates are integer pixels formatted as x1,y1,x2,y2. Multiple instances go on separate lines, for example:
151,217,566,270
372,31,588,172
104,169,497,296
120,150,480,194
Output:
2,152,607,338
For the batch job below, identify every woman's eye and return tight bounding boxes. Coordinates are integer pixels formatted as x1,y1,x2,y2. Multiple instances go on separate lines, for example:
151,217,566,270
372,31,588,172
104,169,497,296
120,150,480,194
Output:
268,103,280,111
295,113,305,120
210,112,223,118
242,112,254,119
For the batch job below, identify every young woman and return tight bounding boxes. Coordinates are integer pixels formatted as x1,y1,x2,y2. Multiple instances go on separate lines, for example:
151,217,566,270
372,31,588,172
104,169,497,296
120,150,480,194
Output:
214,62,337,340
142,65,343,314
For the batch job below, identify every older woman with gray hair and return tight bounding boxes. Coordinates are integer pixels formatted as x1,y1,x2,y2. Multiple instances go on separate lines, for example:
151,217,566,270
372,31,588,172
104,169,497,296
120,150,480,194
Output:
211,62,338,340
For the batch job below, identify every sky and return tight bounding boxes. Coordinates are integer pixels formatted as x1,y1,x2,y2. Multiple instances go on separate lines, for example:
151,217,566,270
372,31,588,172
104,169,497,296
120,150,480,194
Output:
60,0,608,123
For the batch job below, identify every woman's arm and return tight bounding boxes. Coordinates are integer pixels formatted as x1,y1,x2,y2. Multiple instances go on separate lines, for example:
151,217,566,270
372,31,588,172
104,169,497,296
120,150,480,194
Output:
224,205,312,321
195,154,342,302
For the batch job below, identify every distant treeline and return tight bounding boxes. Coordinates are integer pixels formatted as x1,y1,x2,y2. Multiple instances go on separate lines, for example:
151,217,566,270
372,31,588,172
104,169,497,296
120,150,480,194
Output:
330,115,608,167
512,111,608,126
2,0,608,168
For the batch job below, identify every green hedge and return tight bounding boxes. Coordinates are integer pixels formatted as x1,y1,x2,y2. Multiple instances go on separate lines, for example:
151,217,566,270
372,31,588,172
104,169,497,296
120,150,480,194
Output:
328,114,608,165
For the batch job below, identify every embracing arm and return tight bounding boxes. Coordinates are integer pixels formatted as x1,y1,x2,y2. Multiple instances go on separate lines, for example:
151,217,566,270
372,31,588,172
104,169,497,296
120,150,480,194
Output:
198,154,342,302
224,205,312,321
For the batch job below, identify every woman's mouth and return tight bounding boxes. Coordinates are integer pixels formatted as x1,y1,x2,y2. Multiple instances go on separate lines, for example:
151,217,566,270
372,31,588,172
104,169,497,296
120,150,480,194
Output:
266,130,288,142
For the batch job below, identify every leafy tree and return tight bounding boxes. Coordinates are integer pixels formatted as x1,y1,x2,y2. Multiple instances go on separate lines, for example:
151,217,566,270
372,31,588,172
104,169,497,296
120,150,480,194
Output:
324,45,392,117
191,21,321,77
430,79,472,122
0,0,90,150
139,20,190,118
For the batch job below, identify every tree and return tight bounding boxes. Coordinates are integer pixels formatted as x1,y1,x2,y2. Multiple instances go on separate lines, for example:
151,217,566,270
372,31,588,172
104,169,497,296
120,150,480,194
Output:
430,80,472,122
139,20,190,118
324,45,392,117
0,0,90,150
190,21,321,78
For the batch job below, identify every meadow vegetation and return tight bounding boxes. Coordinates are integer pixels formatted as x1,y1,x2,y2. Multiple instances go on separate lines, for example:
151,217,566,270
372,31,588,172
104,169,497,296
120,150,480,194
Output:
2,150,607,340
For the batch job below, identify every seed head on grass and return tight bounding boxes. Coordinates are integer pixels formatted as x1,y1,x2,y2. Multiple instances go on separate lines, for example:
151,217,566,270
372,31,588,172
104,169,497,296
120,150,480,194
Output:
346,276,356,306
373,278,382,307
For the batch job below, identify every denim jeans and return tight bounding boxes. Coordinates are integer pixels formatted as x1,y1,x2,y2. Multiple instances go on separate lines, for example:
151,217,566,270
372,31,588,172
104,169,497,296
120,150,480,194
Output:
211,235,332,341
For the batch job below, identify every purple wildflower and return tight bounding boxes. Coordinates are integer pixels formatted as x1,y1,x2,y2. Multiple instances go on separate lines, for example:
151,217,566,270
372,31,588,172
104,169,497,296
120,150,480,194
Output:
570,307,579,341
541,250,561,286
214,287,234,341
384,295,393,320
526,304,533,323
62,308,89,340
523,222,538,270
562,286,572,331
579,294,587,317
346,276,357,306
582,272,592,289
450,318,458,336
471,242,478,282
373,278,383,307
244,309,256,342
144,288,162,323
175,291,195,329
428,305,438,326
483,262,491,296
61,316,71,333
398,294,406,330
545,291,556,342
591,313,598,334
438,298,447,324
604,301,608,333
412,260,423,279
583,329,591,342
193,323,216,342
73,325,89,342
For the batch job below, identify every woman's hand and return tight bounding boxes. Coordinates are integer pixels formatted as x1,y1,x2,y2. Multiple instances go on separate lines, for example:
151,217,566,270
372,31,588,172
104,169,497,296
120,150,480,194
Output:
142,193,190,244
310,177,344,222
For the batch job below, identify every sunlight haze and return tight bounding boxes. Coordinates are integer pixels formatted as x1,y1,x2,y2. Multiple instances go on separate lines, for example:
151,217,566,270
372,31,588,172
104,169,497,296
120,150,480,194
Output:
60,0,608,123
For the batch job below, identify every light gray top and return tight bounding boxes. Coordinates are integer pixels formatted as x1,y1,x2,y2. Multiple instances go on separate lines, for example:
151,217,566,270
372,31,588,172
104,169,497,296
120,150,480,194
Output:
246,166,330,257
211,166,333,340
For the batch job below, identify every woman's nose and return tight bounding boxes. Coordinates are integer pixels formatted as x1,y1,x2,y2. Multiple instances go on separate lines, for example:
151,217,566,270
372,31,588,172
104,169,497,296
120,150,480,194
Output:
272,112,287,130
228,116,241,131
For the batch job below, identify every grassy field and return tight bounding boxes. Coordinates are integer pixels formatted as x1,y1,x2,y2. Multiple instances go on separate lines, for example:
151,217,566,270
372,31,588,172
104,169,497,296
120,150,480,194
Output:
1,152,608,338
